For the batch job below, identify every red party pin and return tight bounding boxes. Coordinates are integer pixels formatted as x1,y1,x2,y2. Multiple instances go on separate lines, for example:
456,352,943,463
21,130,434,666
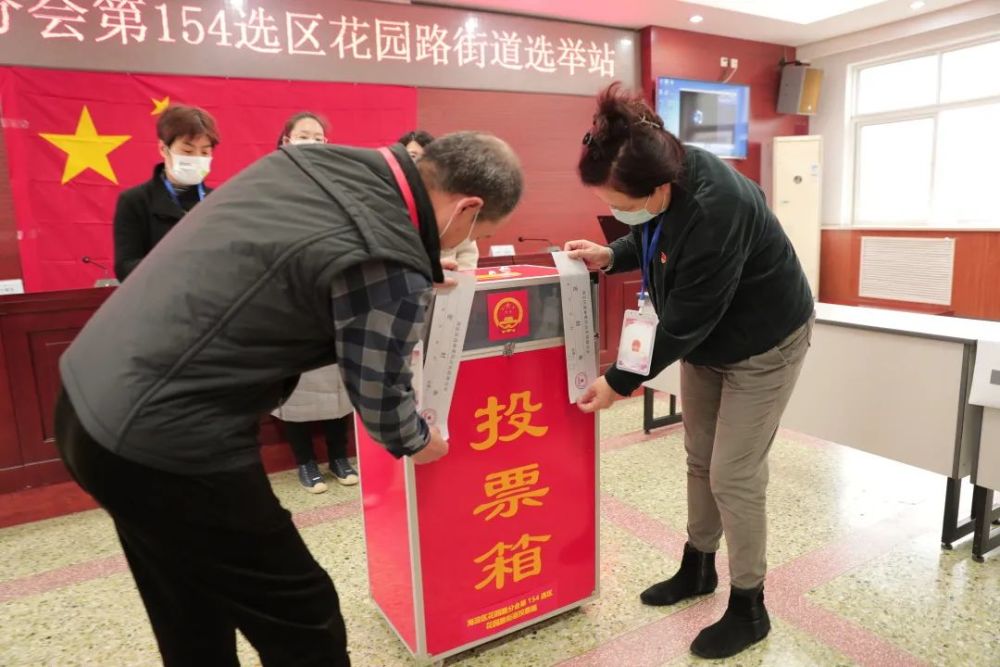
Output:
660,252,667,264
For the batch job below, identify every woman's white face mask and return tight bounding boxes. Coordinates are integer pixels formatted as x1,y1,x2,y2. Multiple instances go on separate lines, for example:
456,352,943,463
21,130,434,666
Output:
610,190,667,226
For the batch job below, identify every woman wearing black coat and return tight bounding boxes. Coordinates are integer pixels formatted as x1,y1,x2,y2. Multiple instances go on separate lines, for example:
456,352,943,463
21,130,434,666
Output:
113,105,219,281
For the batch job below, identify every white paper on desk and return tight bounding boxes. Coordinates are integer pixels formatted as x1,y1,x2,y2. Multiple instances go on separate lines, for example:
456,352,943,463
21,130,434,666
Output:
420,271,476,439
0,279,24,295
969,339,1000,409
552,251,598,404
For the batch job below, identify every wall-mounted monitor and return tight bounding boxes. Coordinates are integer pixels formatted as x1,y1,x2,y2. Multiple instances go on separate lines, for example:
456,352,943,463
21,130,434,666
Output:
656,77,750,159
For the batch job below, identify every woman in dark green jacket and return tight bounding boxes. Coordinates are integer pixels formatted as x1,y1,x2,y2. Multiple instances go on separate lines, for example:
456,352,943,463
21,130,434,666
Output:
568,83,814,660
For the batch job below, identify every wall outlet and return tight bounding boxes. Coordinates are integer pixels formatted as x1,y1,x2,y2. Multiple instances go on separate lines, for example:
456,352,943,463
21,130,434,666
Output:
720,57,729,67
731,57,739,68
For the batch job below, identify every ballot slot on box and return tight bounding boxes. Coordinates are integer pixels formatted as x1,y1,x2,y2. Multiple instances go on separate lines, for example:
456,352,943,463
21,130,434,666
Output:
356,265,599,661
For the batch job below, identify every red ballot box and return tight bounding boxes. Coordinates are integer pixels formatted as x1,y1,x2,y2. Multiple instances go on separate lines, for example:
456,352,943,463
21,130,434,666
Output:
356,265,598,661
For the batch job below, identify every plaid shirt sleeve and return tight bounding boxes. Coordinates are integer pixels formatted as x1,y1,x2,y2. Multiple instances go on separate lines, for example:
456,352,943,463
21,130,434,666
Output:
331,260,433,458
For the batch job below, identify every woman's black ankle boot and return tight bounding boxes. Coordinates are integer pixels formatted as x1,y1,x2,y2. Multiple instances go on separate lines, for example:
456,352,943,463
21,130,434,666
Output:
640,542,718,606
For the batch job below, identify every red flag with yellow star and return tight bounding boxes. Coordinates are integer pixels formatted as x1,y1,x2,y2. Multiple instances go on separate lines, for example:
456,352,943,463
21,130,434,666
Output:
0,66,416,291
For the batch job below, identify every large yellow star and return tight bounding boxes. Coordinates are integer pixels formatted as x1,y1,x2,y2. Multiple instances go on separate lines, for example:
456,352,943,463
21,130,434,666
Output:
39,106,131,185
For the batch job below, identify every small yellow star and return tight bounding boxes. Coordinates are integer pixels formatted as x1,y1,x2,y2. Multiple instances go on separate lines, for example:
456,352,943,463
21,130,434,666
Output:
151,96,170,116
39,106,131,185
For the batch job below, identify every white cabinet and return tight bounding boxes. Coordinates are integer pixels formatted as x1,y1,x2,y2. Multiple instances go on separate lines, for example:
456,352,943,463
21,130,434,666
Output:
773,136,822,297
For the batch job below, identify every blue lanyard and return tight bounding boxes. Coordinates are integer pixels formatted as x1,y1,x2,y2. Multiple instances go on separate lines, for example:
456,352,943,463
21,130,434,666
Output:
640,219,664,300
162,177,205,207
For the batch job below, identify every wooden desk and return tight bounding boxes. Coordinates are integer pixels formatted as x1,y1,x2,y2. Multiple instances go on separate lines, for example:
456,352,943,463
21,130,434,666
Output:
0,288,307,493
0,288,114,492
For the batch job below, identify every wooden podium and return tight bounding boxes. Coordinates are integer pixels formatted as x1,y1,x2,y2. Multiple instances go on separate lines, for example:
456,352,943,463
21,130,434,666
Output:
0,288,113,492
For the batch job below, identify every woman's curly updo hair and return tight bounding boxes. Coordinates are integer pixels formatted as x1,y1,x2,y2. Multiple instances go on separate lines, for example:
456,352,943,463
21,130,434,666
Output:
578,82,685,198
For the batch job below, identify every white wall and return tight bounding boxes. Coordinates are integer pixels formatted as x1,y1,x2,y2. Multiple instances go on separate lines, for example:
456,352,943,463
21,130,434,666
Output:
803,2,1000,227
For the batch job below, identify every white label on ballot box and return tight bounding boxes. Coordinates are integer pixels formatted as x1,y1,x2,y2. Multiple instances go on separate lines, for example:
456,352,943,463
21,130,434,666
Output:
969,339,1000,409
553,251,598,404
421,271,476,439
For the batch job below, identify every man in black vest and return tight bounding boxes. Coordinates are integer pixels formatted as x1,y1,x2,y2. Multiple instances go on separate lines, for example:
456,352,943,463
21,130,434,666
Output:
54,132,523,667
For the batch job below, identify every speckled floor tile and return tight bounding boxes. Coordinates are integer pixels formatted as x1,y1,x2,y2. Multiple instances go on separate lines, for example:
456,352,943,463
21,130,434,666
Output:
299,514,690,666
600,427,943,571
807,534,1000,667
660,618,856,667
0,570,264,667
600,397,649,440
442,521,688,666
0,509,119,581
599,430,689,533
765,446,938,569
0,572,161,667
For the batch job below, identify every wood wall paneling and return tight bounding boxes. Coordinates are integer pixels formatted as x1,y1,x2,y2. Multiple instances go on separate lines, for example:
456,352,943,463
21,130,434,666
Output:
820,229,1000,320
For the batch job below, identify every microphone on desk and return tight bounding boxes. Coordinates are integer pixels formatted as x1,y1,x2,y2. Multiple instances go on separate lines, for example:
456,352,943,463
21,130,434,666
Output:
81,256,110,276
518,236,561,252
81,256,119,288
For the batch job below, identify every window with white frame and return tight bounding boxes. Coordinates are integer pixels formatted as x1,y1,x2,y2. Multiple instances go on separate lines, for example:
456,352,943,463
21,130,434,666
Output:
851,39,1000,227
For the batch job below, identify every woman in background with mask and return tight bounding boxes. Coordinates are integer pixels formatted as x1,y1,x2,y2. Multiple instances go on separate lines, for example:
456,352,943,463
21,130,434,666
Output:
567,84,814,660
281,112,329,147
112,105,218,281
273,112,358,492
